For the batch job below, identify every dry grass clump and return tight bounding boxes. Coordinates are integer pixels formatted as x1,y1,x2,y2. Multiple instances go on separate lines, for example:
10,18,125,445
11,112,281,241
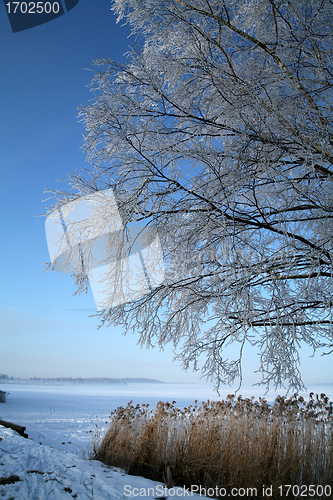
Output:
92,393,333,498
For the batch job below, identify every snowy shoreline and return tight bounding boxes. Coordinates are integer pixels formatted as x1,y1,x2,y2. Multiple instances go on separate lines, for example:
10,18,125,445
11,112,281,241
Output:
0,425,206,499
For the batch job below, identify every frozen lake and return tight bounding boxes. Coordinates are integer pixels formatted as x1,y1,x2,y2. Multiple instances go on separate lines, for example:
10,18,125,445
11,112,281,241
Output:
0,382,218,457
1,381,332,457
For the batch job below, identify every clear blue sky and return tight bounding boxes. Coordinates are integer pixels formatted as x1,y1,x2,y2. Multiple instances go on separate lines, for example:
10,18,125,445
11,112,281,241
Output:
0,1,331,388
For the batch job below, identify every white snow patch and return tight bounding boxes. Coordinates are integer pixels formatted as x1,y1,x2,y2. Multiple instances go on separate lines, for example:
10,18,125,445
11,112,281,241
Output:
0,425,205,499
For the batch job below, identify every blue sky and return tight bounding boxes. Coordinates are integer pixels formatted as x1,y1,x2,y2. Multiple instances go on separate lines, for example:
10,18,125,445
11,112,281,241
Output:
0,0,331,388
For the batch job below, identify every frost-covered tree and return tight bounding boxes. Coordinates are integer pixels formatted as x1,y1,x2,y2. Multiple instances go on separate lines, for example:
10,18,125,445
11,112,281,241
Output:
47,0,333,391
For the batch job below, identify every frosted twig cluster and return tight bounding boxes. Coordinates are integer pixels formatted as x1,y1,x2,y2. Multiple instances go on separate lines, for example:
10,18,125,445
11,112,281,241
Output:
46,0,333,390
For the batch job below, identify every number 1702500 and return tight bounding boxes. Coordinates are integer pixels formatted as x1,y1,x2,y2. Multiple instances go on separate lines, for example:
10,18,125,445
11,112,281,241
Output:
5,2,60,14
278,484,332,497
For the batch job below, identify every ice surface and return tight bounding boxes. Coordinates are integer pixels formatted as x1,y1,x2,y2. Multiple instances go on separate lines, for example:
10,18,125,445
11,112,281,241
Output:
0,382,218,455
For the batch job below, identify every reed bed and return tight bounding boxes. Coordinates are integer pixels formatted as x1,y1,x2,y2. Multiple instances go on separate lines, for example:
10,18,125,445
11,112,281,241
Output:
92,393,333,498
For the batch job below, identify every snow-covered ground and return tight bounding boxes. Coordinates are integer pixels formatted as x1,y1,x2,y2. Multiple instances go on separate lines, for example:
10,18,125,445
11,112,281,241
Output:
0,425,208,499
0,382,332,499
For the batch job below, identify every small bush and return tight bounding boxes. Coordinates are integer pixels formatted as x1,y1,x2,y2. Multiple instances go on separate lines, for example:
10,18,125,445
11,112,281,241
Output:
92,393,333,499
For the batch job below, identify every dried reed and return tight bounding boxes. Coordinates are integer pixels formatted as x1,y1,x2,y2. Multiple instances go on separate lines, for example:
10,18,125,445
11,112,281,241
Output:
92,393,333,498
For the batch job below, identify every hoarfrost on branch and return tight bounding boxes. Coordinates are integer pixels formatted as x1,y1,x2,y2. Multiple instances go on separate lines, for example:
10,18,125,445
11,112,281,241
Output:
46,0,333,391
